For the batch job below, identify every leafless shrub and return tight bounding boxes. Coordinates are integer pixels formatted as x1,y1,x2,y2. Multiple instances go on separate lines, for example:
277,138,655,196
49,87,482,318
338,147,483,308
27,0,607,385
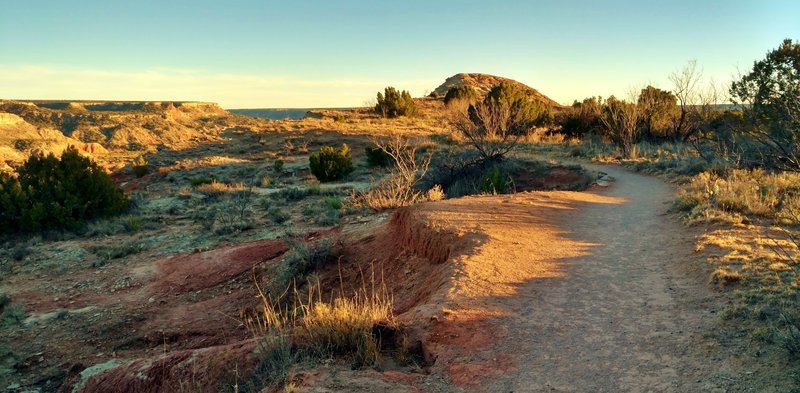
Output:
350,136,436,210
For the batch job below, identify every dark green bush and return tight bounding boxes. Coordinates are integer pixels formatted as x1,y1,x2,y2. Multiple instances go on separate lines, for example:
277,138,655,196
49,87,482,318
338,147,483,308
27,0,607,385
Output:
479,167,509,194
375,87,415,118
190,176,216,187
309,144,354,182
0,148,128,234
365,146,392,167
272,159,285,174
443,86,477,105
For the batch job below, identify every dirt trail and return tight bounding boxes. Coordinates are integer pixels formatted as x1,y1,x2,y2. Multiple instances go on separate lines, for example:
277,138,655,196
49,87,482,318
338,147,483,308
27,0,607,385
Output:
409,165,734,392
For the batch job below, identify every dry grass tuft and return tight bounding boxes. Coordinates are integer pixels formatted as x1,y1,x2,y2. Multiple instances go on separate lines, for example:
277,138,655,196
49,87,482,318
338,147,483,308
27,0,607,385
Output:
244,271,395,371
675,169,800,222
710,268,744,287
196,180,247,196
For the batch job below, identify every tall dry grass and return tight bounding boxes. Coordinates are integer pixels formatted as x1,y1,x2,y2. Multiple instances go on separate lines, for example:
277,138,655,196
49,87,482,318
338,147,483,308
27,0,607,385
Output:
674,169,800,222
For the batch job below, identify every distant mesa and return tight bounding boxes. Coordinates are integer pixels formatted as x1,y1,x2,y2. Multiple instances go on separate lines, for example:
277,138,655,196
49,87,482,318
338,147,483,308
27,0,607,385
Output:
7,100,226,114
432,73,561,108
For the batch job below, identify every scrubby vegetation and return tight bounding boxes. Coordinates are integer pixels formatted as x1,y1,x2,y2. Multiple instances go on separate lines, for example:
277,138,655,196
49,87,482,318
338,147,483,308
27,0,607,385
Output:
309,144,354,182
0,148,128,233
375,86,416,118
451,82,551,160
443,85,478,106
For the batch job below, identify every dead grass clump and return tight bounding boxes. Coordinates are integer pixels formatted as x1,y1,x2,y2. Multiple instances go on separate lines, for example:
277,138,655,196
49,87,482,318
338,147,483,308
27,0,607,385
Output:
709,268,744,287
196,180,247,197
297,283,393,366
243,274,396,388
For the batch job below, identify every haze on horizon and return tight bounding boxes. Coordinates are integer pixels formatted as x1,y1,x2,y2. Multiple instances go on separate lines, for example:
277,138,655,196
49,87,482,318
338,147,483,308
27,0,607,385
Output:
1,0,798,109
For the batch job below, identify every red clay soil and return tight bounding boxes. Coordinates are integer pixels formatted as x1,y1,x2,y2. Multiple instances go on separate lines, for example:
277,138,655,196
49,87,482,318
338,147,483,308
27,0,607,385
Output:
2,239,289,393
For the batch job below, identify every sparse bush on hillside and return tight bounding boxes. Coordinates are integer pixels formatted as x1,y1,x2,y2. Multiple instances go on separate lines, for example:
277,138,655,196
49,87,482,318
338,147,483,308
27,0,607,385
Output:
375,87,416,118
451,82,551,161
0,148,128,234
443,85,478,106
132,155,149,178
309,144,354,182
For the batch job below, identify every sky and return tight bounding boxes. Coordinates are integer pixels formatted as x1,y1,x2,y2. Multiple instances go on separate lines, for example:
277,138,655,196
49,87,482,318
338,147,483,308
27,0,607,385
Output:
1,0,798,108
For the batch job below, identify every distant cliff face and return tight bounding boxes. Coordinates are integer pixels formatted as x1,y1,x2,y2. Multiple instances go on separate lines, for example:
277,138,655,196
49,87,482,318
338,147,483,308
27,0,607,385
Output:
0,100,230,155
432,73,561,108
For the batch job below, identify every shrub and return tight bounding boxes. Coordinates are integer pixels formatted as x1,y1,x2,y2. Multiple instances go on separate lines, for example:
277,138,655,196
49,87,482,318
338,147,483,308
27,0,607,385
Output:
309,144,354,182
132,156,149,178
269,238,333,296
479,167,509,194
190,176,216,187
272,159,284,174
443,85,477,106
267,206,290,224
1,303,25,326
365,146,392,167
375,87,415,118
323,196,343,210
0,293,10,314
450,82,551,160
0,148,128,234
350,137,433,210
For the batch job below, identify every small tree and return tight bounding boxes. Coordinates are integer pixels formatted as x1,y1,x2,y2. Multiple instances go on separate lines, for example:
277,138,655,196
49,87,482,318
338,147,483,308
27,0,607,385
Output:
637,86,678,139
375,87,416,118
731,38,800,171
0,148,128,233
451,82,550,161
309,144,354,182
600,96,641,157
559,96,604,137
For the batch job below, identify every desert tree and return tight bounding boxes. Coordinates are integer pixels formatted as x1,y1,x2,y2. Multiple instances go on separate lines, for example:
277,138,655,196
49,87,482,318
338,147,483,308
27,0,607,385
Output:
450,82,549,161
600,96,641,157
669,60,703,140
375,87,415,118
637,86,678,139
559,96,604,137
731,38,800,171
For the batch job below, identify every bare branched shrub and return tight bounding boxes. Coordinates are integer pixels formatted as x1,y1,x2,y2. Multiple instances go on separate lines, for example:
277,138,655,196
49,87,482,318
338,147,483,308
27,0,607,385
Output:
350,136,437,210
599,96,641,157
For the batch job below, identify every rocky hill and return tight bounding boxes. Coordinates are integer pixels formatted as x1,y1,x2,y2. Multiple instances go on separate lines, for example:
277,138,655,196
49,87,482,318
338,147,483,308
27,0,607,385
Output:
432,73,561,108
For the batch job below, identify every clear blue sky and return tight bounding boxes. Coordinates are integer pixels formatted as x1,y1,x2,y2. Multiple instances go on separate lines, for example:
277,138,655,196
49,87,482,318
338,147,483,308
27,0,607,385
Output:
1,0,797,108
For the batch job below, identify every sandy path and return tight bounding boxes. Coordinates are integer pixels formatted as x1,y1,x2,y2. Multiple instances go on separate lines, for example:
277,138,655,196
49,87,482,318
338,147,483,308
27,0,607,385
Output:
413,165,727,392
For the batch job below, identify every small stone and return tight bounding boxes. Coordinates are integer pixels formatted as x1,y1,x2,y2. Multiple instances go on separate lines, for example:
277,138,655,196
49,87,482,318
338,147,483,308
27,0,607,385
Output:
148,297,155,304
